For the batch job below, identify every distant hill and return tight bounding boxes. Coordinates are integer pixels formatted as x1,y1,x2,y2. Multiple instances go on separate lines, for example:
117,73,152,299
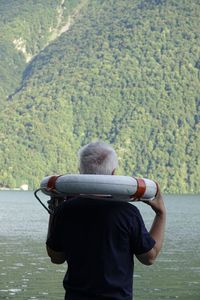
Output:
0,0,200,193
0,0,81,99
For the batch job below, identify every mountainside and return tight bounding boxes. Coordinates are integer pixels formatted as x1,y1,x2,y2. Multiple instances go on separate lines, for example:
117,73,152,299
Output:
0,0,81,100
1,0,200,193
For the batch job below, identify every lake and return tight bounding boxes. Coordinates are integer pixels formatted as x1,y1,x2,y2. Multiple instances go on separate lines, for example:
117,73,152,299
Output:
0,191,199,300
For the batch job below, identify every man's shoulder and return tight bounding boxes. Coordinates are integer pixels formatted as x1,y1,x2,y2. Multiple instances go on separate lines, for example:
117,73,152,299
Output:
119,202,141,217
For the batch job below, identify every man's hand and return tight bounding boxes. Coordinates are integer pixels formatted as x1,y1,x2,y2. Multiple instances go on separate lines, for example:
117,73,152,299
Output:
48,196,65,212
46,245,66,264
142,185,166,216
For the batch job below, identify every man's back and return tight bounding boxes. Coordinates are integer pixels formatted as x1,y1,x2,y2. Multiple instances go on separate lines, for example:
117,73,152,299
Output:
47,198,155,300
46,142,166,300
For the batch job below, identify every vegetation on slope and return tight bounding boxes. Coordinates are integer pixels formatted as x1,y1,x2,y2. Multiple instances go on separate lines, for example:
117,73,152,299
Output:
1,0,200,193
0,0,81,99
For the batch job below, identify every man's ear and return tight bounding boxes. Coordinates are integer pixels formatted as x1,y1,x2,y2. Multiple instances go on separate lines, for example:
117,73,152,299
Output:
111,169,115,175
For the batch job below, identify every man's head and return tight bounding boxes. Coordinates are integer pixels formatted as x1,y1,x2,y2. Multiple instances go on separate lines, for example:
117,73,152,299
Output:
78,141,118,175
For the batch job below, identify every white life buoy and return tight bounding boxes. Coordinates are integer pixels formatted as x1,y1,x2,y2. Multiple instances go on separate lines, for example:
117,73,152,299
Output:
40,174,158,201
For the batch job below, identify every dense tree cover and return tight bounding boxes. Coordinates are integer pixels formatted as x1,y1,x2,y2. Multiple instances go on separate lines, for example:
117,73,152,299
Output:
0,0,200,193
0,0,79,99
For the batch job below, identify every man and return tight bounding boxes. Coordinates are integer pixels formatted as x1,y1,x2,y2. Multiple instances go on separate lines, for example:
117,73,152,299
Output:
46,141,166,300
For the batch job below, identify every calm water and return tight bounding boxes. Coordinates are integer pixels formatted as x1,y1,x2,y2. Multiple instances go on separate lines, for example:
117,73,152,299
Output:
0,191,199,300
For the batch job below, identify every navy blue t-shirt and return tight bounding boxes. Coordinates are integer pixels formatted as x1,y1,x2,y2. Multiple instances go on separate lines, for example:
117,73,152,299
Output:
46,198,155,300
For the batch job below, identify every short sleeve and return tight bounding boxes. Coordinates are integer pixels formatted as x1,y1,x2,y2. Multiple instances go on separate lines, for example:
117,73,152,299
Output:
46,207,64,252
130,207,155,255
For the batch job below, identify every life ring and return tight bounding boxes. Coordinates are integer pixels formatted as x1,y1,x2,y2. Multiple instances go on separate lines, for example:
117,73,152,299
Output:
40,174,158,201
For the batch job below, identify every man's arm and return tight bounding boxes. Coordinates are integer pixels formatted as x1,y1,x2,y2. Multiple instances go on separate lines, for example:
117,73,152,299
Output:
46,211,66,265
136,186,166,266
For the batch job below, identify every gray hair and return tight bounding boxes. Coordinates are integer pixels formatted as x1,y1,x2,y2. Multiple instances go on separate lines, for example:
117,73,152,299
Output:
78,141,118,175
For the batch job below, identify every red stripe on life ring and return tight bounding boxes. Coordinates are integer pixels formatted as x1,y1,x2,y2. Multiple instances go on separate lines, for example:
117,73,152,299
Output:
47,175,61,191
132,178,146,199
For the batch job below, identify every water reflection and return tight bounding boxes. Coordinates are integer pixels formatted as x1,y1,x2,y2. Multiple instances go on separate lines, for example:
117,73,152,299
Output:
0,237,66,299
0,192,200,299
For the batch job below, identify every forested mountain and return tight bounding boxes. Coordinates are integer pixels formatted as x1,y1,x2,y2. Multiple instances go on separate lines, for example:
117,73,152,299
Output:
0,0,80,99
0,0,200,193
